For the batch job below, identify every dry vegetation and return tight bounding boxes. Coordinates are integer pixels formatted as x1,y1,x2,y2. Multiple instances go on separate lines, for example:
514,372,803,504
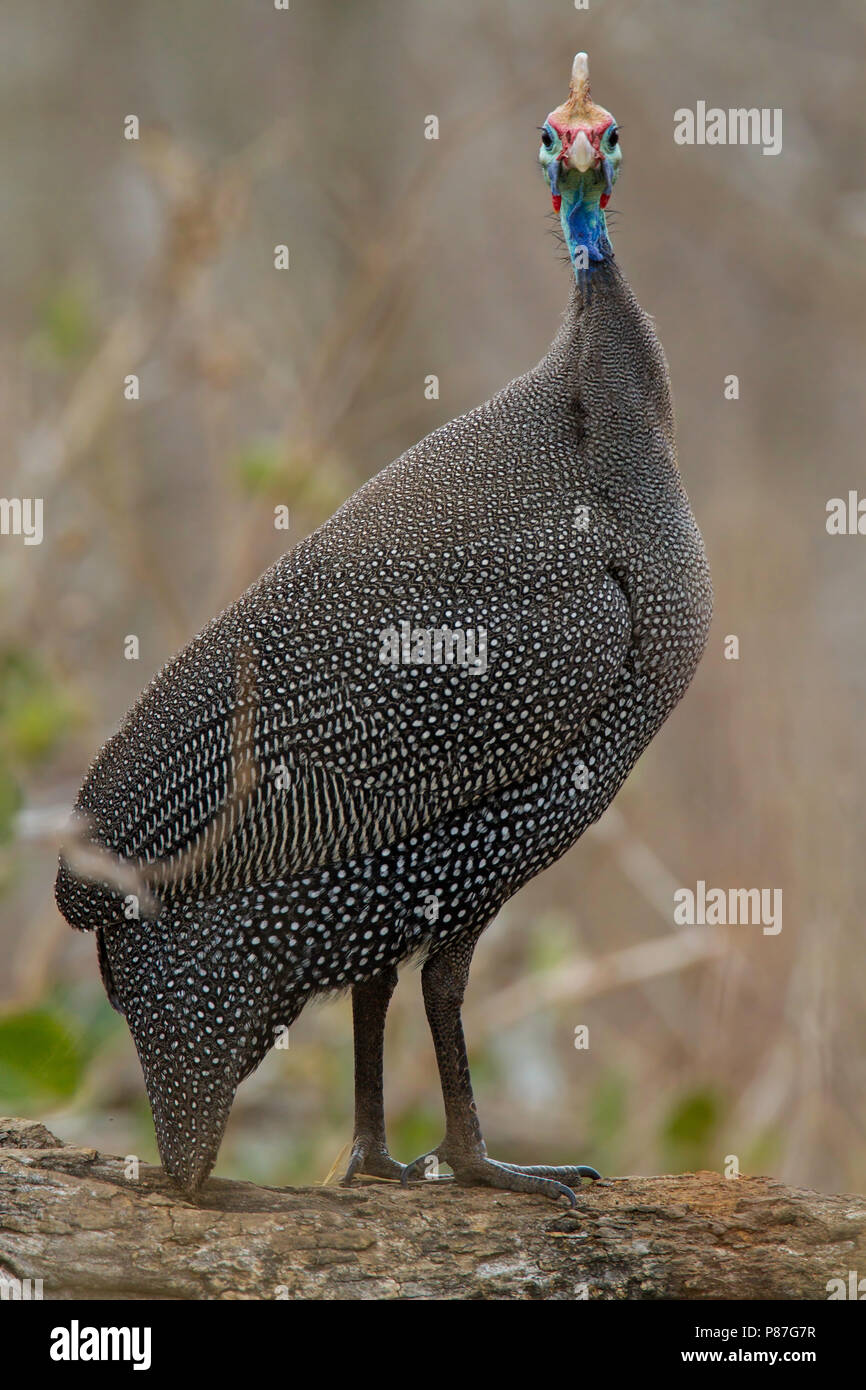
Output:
1,0,864,1196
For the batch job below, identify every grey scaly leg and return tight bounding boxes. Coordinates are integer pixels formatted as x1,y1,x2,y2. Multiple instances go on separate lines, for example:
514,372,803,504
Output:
342,965,405,1183
403,931,600,1205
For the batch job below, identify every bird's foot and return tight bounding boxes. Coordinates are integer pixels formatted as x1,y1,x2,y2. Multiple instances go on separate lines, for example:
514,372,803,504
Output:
401,1145,600,1206
341,1132,407,1185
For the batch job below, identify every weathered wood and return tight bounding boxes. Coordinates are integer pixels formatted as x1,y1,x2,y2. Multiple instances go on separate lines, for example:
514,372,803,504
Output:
1,1118,863,1300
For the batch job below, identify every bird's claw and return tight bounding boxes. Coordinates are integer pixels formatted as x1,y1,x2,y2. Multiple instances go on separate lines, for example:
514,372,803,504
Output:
400,1147,601,1205
497,1161,602,1182
400,1150,454,1186
341,1135,406,1185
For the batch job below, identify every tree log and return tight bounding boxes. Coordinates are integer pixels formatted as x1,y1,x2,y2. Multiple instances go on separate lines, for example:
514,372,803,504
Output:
1,1118,863,1301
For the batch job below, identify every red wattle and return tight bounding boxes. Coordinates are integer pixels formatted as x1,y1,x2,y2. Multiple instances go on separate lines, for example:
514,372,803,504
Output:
600,194,610,209
552,194,561,212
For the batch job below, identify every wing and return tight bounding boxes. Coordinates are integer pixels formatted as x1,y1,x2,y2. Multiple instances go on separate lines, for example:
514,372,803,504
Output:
57,359,636,924
64,521,630,918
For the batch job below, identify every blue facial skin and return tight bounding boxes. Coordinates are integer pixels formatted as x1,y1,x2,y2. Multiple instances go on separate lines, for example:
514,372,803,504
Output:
560,178,612,267
539,122,620,276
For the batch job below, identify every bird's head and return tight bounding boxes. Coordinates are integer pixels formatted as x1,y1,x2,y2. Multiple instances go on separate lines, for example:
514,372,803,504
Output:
539,52,621,273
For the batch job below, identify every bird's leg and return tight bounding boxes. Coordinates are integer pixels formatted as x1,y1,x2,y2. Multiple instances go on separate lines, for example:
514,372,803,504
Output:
402,934,601,1206
342,965,405,1183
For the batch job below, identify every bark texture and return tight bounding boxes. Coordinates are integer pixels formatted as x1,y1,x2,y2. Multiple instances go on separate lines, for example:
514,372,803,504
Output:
1,1118,863,1300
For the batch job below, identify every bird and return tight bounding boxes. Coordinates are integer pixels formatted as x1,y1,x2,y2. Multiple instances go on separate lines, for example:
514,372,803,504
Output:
55,52,712,1205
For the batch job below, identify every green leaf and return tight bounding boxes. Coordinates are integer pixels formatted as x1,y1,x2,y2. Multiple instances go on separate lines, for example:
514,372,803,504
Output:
527,911,574,973
0,647,78,764
30,279,96,364
391,1106,441,1166
5,690,73,763
230,438,285,496
589,1069,628,1147
0,1009,85,1104
0,760,22,844
662,1087,722,1168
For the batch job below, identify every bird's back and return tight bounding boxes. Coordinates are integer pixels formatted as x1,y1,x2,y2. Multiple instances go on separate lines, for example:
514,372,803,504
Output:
56,264,709,945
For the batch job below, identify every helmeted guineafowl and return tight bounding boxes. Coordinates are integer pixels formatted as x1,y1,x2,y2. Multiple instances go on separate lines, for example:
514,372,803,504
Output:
55,53,712,1204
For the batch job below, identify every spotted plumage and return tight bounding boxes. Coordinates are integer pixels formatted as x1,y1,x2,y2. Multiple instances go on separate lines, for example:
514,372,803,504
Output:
55,54,711,1201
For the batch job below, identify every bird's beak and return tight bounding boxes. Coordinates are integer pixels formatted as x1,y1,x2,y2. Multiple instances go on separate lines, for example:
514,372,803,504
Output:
567,130,597,173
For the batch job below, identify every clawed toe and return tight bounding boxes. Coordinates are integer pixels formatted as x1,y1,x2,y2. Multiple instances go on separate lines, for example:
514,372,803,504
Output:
401,1150,454,1185
497,1161,602,1183
400,1147,600,1205
342,1137,406,1185
460,1158,580,1206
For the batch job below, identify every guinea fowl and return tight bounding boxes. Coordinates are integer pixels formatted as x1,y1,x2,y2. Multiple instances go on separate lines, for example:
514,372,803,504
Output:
55,53,712,1203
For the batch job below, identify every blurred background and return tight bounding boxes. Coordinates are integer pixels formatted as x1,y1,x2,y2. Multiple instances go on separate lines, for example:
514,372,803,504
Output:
1,0,865,1194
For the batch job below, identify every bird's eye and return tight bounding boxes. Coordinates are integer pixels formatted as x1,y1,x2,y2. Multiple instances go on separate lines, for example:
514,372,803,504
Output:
541,128,554,150
607,127,619,148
